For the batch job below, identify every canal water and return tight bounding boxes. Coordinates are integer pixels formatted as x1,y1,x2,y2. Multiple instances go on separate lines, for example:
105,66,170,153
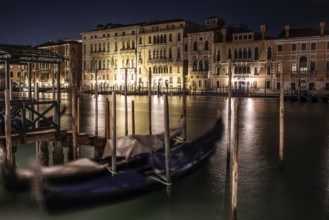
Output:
0,94,329,220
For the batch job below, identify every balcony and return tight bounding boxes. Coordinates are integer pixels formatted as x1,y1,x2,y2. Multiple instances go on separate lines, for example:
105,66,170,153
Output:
290,71,317,77
232,58,252,63
233,73,250,78
120,48,137,53
148,58,172,64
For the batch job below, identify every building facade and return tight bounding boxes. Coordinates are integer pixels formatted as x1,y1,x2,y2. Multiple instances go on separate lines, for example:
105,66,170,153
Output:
36,39,82,90
274,22,329,94
81,18,328,95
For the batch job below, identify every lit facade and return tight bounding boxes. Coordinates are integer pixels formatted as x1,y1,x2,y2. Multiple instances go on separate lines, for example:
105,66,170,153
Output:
274,22,329,93
35,39,82,89
81,20,200,92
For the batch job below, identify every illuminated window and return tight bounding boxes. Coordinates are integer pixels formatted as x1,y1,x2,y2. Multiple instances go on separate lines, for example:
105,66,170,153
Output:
291,62,297,72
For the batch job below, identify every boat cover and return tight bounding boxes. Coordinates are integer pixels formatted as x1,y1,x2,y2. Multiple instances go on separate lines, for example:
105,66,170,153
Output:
102,116,185,160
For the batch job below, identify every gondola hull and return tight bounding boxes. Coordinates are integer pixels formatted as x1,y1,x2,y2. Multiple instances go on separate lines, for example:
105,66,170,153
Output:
39,118,224,213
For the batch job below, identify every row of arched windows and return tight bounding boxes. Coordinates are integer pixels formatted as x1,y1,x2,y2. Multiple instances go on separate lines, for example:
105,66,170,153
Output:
148,48,181,60
190,41,209,52
153,65,173,74
192,60,209,71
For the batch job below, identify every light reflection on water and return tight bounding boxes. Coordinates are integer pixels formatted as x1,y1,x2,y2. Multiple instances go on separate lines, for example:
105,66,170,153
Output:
1,94,329,220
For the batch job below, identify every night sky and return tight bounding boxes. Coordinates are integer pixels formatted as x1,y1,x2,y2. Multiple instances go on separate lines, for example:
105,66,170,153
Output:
1,0,328,46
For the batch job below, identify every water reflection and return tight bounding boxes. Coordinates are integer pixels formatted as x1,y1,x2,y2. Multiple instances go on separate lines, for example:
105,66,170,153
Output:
2,94,329,220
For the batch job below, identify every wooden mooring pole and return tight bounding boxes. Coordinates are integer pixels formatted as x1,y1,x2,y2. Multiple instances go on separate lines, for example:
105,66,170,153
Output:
4,89,13,170
112,92,117,175
182,72,187,141
105,98,110,140
148,70,152,135
131,100,135,135
124,68,128,136
164,94,172,200
227,59,232,164
72,82,78,160
279,72,285,169
232,100,239,220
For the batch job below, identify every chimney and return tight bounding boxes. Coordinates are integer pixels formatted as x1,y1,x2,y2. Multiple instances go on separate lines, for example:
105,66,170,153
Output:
285,25,290,38
221,28,227,43
259,24,267,40
320,21,326,36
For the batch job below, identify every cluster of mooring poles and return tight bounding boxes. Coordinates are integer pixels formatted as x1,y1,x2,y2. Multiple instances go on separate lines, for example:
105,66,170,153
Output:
226,60,285,220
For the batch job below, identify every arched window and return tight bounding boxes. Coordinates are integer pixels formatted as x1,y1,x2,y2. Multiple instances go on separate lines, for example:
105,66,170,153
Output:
216,49,221,62
153,36,156,44
193,42,197,51
139,37,142,45
204,41,209,51
267,66,271,75
228,49,232,60
216,67,220,75
177,48,181,59
254,47,259,60
193,60,197,71
178,33,181,41
248,48,252,59
267,46,272,60
148,36,152,44
153,66,157,74
299,56,308,71
243,48,247,59
238,48,242,59
184,43,188,52
169,48,172,59
198,60,203,71
234,49,238,59
157,35,160,44
204,60,209,71
164,35,167,43
160,35,163,44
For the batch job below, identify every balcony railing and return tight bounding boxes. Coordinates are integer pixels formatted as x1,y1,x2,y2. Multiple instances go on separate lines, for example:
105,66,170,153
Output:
232,58,252,63
233,73,251,78
290,71,317,77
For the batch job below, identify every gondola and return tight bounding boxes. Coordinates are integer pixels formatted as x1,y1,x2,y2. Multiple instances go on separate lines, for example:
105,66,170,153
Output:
37,117,224,213
0,117,185,192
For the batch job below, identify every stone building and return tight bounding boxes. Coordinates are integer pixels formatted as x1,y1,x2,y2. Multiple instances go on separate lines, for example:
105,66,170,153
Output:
274,22,329,94
36,39,82,90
